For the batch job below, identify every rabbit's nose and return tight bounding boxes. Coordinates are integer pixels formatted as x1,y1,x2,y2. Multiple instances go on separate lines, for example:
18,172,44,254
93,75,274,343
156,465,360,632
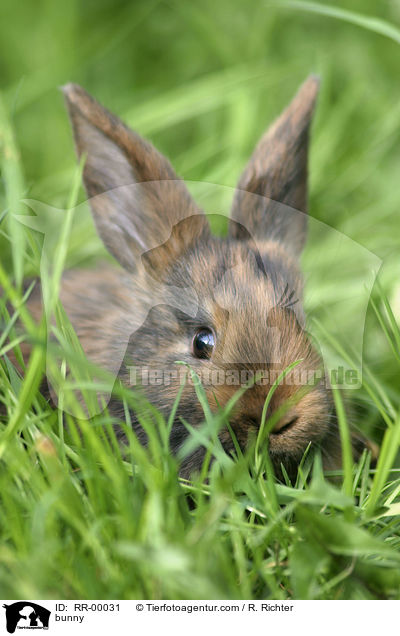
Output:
270,414,299,434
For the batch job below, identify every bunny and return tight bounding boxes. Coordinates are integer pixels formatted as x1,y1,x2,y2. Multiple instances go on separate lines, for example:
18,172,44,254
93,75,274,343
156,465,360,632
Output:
9,76,368,480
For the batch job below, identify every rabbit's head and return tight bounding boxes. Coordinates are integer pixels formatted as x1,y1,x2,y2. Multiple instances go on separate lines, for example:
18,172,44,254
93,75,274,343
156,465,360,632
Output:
62,77,341,478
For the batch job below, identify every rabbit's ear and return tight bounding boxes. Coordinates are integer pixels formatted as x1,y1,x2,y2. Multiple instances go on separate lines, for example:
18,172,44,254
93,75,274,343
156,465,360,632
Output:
229,76,319,256
62,84,209,273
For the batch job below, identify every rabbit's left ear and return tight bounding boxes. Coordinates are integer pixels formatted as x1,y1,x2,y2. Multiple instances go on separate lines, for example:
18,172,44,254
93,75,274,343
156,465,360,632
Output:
62,84,209,274
229,75,319,256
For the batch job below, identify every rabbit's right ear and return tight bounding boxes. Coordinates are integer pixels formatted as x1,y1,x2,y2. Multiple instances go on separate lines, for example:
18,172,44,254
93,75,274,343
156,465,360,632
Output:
229,76,319,257
62,84,209,273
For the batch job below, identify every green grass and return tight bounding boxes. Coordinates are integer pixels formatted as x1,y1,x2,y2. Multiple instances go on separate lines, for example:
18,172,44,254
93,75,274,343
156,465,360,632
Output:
1,0,400,600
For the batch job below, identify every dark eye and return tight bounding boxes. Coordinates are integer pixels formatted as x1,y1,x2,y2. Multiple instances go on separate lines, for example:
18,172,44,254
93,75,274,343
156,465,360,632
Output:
192,328,215,359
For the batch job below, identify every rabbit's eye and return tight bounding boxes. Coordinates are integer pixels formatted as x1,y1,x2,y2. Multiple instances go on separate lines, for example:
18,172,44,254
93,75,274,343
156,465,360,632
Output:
192,328,215,359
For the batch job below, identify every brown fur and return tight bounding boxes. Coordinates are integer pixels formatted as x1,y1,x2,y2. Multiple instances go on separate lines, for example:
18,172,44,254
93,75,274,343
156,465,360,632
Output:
3,77,370,480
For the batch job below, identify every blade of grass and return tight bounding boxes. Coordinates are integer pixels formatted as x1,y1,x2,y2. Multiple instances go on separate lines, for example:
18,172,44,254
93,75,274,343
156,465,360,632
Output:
0,92,25,286
277,1,400,46
332,387,354,511
365,412,400,518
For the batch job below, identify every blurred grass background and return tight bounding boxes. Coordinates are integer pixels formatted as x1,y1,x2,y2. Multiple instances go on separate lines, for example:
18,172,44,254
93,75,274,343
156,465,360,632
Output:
1,0,400,600
1,0,400,264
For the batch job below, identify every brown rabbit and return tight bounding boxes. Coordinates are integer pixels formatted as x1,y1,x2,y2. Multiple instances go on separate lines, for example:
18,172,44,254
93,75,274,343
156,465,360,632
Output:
8,76,365,479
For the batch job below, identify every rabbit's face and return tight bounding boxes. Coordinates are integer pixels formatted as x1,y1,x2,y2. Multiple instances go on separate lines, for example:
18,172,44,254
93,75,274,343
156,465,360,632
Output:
61,76,341,477
188,241,331,465
114,234,333,478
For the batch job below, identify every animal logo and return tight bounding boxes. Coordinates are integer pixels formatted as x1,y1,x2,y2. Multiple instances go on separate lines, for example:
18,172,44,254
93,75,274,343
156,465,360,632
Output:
2,602,50,633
